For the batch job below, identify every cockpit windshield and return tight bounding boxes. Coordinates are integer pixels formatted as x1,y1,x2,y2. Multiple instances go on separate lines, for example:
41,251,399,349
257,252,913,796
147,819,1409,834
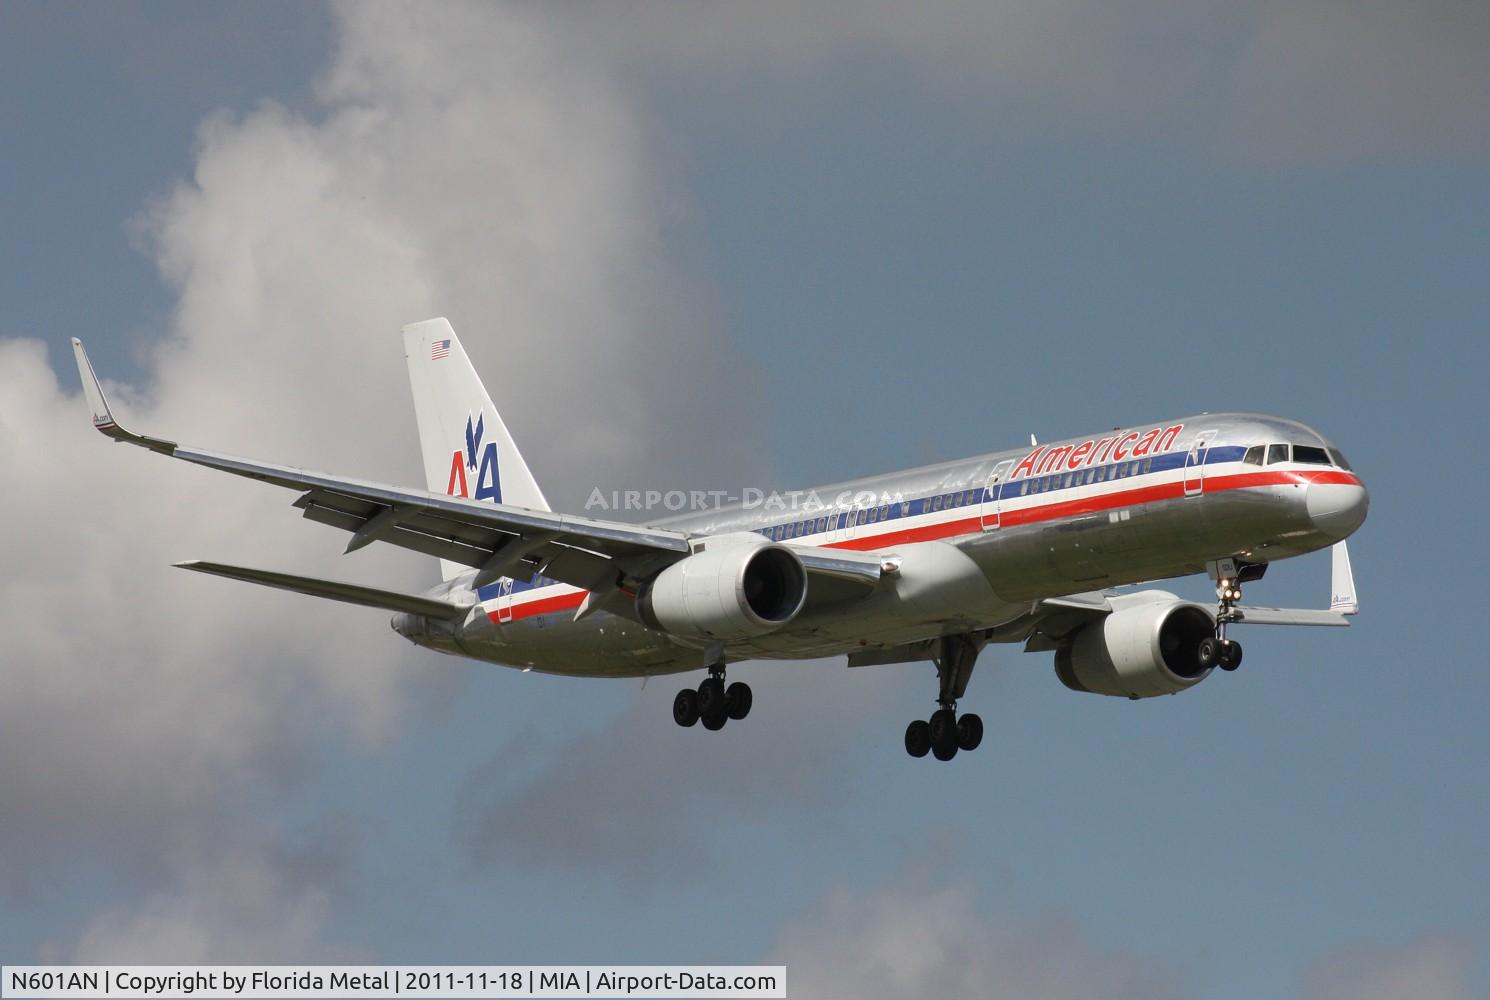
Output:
1257,442,1347,468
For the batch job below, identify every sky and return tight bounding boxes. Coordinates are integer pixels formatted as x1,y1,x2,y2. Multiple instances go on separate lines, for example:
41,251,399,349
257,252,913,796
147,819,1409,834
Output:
1,3,1487,997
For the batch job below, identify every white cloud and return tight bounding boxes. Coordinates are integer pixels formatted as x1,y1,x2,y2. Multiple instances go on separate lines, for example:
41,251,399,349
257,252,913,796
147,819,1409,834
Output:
2,0,763,952
768,878,1183,1000
62,838,356,964
1300,933,1482,1000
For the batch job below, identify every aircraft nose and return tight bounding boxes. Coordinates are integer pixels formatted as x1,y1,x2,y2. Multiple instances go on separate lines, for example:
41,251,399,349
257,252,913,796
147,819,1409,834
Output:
1306,480,1368,540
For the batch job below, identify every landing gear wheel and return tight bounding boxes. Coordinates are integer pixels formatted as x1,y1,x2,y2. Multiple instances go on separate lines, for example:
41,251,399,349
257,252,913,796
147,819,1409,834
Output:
905,720,931,758
929,708,959,760
1197,636,1221,670
672,688,700,728
701,707,728,731
957,713,984,752
1219,640,1243,672
725,681,753,720
697,677,727,718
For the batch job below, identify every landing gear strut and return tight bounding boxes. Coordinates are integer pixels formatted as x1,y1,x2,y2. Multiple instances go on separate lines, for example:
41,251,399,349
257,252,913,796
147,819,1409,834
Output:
1206,563,1248,673
673,662,752,731
905,634,985,761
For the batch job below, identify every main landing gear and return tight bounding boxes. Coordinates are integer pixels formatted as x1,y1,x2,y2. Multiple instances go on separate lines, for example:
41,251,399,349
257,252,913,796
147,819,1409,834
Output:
1204,569,1246,672
905,634,985,762
672,663,752,731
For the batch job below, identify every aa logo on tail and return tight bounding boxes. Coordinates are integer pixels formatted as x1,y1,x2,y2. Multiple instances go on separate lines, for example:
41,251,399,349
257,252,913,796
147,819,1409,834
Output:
447,413,501,502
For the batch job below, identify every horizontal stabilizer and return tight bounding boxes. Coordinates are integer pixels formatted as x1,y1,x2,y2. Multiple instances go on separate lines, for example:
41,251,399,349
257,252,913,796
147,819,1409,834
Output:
1229,606,1351,627
1231,541,1359,627
175,560,470,620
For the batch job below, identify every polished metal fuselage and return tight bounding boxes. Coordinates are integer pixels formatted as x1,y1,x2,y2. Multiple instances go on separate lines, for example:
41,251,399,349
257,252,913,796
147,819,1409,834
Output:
407,412,1367,677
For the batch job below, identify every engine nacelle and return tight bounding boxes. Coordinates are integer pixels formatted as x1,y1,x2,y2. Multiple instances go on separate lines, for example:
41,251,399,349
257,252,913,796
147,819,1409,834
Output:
638,535,807,642
1054,594,1215,698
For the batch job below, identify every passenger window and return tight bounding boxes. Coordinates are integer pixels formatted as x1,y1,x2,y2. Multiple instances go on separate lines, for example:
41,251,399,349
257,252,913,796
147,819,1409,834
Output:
1243,445,1264,466
1294,445,1330,465
1328,449,1352,471
1267,444,1290,465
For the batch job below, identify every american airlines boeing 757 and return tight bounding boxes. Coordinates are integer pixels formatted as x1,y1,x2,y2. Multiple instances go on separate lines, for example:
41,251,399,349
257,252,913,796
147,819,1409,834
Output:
73,319,1367,760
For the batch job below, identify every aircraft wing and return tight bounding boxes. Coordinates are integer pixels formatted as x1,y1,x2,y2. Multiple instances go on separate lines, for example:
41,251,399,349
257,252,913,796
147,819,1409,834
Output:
74,339,874,603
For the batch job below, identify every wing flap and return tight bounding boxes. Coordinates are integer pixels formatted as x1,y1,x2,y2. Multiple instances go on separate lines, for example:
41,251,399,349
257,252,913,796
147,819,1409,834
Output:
175,560,470,620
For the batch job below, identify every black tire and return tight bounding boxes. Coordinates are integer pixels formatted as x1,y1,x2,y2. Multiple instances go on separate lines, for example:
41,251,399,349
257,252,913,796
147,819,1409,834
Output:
957,713,984,752
929,708,958,756
726,681,753,720
701,707,728,731
672,688,700,727
905,720,931,758
1197,636,1220,670
697,677,727,717
932,739,959,762
1220,640,1243,672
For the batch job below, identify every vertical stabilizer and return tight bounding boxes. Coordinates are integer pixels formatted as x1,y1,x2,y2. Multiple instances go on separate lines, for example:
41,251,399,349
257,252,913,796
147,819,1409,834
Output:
403,318,550,581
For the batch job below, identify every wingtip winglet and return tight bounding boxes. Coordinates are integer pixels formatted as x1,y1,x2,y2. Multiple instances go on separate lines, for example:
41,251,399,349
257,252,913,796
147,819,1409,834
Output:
70,338,178,454
71,338,119,434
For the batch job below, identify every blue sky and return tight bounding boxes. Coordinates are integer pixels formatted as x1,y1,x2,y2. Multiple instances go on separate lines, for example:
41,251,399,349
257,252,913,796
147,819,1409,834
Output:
2,4,1487,998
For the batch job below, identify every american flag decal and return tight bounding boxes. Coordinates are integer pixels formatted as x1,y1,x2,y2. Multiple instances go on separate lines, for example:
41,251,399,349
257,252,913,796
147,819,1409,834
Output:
431,339,451,360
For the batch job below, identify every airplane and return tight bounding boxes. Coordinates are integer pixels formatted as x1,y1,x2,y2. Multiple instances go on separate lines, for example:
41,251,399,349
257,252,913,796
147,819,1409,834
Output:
72,319,1367,761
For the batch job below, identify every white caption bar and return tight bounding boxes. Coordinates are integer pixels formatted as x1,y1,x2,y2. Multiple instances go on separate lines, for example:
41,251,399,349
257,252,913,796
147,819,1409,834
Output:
1,967,786,999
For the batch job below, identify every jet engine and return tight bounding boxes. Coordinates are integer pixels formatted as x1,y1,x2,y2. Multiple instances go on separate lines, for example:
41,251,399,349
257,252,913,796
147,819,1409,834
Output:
638,537,807,642
1054,595,1215,698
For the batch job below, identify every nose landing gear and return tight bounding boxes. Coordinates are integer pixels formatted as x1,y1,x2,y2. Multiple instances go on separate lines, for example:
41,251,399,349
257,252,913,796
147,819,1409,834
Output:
1206,563,1251,672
